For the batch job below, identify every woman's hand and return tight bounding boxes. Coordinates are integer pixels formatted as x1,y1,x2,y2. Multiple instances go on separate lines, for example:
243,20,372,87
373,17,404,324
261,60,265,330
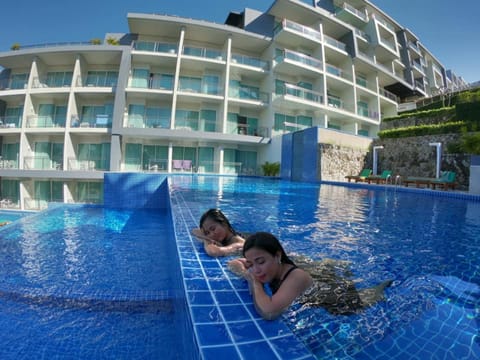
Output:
227,258,250,278
191,228,221,246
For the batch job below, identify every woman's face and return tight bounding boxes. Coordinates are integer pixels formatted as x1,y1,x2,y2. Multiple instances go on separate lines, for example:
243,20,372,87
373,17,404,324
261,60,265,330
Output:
201,218,229,242
244,247,280,284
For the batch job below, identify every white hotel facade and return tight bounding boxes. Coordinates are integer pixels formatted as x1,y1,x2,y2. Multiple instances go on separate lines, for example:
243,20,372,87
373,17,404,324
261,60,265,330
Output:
0,0,466,210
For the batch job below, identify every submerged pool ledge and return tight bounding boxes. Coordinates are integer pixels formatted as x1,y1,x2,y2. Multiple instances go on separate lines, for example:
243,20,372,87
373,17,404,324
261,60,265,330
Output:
325,181,480,202
168,179,316,360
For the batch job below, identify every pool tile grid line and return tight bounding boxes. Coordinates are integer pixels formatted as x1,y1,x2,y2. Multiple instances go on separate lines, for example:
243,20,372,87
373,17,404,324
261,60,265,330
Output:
168,181,315,360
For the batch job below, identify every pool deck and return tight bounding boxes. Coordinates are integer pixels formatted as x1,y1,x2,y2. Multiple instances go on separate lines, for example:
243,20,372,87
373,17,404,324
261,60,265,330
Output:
169,185,316,360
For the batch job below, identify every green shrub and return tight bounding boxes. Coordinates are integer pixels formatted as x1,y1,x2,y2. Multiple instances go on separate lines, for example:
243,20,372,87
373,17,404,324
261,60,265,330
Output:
261,161,280,176
462,132,480,154
378,121,467,139
382,106,455,122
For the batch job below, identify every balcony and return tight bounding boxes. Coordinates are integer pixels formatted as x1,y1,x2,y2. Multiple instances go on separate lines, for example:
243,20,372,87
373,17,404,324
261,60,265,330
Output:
326,63,353,82
228,86,269,104
0,115,22,128
274,49,323,77
133,41,177,54
379,87,398,102
26,115,66,128
335,2,368,27
274,19,322,46
67,158,108,171
182,46,224,61
323,34,347,53
71,115,112,128
23,156,63,170
231,54,269,70
0,158,18,169
274,81,324,111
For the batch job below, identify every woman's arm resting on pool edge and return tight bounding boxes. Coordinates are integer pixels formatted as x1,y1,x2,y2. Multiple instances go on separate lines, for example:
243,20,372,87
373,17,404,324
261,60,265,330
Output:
204,241,243,257
228,260,313,320
191,228,222,246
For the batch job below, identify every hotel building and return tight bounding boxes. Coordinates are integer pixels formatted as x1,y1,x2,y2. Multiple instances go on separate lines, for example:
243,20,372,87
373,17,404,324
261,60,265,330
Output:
0,0,466,210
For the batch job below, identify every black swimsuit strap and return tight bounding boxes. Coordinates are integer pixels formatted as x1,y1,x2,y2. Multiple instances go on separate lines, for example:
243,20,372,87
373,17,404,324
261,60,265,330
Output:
270,265,298,295
281,265,298,282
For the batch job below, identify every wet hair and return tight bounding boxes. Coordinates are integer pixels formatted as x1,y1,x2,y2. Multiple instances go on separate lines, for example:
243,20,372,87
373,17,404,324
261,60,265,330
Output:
243,232,295,266
199,208,237,234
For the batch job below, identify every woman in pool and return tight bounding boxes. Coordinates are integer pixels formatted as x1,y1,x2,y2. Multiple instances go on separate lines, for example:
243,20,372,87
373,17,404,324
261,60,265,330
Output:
191,208,245,257
228,232,392,320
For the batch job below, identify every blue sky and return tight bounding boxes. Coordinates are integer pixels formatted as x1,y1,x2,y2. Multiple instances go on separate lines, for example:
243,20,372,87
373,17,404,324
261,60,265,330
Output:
1,0,478,82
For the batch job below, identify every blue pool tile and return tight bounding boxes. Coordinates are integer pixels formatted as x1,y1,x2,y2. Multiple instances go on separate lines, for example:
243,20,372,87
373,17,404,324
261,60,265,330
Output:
270,335,317,359
200,259,223,269
203,267,227,278
213,290,241,305
182,267,203,279
184,278,209,291
237,340,278,358
191,305,223,323
201,345,241,360
256,319,293,338
219,304,251,322
227,320,263,342
207,278,235,291
188,291,214,305
195,323,231,345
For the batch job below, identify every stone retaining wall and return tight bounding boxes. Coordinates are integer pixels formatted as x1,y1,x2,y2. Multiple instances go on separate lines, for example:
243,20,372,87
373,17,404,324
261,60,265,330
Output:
317,134,470,190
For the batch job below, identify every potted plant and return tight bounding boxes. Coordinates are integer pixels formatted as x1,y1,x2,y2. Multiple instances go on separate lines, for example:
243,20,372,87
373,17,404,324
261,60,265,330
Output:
10,43,20,50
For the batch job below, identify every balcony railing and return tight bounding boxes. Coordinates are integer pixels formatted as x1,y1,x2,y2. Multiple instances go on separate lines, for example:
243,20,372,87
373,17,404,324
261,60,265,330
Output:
229,87,269,103
0,115,22,128
357,108,379,120
183,46,223,61
177,84,222,96
71,115,112,128
76,75,118,88
278,83,323,104
326,63,352,81
231,54,269,70
0,198,20,209
323,34,347,52
133,41,177,54
343,3,368,22
67,158,108,171
354,28,370,42
23,156,63,170
379,87,398,102
32,76,72,88
274,19,322,42
0,78,28,90
26,115,66,128
126,116,171,129
276,49,323,70
0,159,18,169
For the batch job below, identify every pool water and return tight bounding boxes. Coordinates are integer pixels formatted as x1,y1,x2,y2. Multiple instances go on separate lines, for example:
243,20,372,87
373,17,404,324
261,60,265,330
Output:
172,176,480,359
0,205,197,359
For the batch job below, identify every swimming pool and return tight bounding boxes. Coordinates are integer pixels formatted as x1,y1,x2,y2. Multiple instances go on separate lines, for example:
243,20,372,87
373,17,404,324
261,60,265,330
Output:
0,204,198,359
0,175,478,359
170,176,479,359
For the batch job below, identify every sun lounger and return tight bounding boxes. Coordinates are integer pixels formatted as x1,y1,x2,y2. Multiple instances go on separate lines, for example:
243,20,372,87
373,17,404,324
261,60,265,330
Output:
345,169,372,183
403,171,457,190
403,176,435,188
429,171,456,190
366,170,393,184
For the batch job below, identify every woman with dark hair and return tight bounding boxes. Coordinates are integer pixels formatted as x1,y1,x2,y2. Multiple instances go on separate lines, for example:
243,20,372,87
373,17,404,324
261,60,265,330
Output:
191,208,245,257
228,232,392,320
